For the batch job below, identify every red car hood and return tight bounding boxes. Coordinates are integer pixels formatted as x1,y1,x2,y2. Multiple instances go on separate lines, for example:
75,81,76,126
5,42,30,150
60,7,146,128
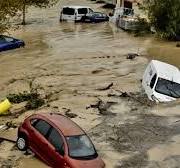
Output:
67,156,105,168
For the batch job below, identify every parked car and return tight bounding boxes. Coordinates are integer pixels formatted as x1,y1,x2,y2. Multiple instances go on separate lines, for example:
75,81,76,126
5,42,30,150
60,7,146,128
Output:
142,60,180,102
0,35,25,52
60,6,94,22
81,12,109,23
17,113,105,168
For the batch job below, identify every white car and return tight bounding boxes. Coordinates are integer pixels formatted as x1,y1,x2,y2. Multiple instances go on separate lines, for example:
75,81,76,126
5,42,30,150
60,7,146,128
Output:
60,6,94,22
142,60,180,102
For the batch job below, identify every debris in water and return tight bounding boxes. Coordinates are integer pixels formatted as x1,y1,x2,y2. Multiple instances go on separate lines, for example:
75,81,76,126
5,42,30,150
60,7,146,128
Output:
5,121,17,129
7,90,45,112
97,82,114,91
0,125,7,131
0,99,12,116
86,98,117,115
176,43,180,47
0,137,16,143
108,91,129,98
62,108,78,118
65,111,78,118
108,90,154,106
127,53,139,60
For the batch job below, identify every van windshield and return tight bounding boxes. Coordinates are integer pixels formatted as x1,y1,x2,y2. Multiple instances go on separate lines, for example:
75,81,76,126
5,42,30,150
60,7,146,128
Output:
78,8,88,14
155,78,180,98
63,8,75,15
66,135,97,159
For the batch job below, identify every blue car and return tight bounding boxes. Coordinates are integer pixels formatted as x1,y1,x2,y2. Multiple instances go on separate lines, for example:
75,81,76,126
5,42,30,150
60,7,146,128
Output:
81,12,109,23
0,35,25,52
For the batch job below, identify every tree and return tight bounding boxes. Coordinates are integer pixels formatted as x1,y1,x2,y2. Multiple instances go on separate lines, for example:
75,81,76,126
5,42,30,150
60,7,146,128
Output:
0,0,19,33
19,0,59,25
0,0,59,33
142,0,180,40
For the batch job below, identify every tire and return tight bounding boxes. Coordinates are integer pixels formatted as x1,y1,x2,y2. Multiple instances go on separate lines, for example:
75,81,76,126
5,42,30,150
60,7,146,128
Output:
16,135,28,151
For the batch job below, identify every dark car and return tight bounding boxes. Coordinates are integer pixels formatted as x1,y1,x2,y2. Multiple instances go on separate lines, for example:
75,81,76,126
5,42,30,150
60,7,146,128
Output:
81,12,109,23
16,113,105,168
0,35,25,52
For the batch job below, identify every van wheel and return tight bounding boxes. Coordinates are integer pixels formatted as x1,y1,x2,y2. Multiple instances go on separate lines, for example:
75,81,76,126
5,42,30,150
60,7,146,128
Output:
16,135,28,151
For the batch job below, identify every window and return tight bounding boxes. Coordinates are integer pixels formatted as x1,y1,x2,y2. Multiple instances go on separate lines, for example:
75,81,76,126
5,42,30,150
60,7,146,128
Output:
34,120,51,137
150,74,157,89
62,8,75,15
4,37,14,42
89,8,94,13
66,135,97,159
48,128,64,151
155,78,180,98
30,118,39,126
78,8,88,14
0,36,7,44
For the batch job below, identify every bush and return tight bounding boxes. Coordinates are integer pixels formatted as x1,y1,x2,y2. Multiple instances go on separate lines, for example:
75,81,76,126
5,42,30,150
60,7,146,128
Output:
7,81,45,110
143,0,180,40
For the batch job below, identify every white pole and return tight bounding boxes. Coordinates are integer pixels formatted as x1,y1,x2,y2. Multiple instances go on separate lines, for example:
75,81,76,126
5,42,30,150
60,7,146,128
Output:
116,0,121,7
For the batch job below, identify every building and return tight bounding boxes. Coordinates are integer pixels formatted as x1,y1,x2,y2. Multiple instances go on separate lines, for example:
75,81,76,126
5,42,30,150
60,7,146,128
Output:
116,0,137,8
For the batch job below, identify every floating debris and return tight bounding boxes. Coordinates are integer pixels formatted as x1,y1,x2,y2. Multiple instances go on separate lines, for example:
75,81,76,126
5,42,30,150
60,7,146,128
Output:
86,98,117,115
0,99,12,116
97,83,114,91
127,53,139,60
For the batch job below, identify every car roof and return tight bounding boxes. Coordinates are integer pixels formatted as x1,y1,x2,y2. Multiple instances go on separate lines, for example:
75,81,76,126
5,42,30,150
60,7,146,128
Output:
151,60,180,83
63,5,91,9
37,113,85,136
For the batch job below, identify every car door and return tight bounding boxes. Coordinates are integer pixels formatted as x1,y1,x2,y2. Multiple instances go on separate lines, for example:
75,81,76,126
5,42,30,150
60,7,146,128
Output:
77,8,88,21
46,127,65,168
0,39,11,51
29,119,53,165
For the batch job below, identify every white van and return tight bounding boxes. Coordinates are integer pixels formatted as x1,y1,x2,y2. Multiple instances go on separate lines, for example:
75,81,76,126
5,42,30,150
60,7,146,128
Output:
60,6,94,22
142,60,180,102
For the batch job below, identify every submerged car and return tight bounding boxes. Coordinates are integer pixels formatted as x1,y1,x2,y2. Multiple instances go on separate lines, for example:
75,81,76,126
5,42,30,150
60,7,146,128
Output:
17,113,105,168
60,6,94,22
0,35,25,52
142,60,180,102
81,12,109,23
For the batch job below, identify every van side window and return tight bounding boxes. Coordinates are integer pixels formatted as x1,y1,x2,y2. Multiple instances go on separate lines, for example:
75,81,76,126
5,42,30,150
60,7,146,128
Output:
150,74,157,89
63,8,75,15
78,8,88,14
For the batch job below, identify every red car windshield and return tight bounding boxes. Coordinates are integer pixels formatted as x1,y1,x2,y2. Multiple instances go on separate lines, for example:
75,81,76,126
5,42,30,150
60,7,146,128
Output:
66,135,97,159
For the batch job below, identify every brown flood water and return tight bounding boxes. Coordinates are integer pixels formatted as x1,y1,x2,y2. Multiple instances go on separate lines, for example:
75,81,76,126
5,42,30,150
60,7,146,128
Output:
147,40,180,67
0,0,180,167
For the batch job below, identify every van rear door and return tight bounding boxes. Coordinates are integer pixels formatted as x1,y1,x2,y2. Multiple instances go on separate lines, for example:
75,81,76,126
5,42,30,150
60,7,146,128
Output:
62,7,75,21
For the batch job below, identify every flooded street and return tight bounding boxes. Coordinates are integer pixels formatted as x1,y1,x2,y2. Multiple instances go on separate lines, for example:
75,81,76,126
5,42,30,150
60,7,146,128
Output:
0,0,180,167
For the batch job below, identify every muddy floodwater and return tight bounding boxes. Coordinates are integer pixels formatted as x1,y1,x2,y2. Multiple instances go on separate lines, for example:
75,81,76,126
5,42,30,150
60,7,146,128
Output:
0,0,180,167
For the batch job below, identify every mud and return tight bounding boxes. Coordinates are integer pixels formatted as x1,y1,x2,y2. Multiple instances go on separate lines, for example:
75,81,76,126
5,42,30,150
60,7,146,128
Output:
0,0,180,167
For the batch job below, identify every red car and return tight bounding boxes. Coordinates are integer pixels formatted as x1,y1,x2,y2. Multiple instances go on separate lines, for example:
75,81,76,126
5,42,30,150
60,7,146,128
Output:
16,113,105,168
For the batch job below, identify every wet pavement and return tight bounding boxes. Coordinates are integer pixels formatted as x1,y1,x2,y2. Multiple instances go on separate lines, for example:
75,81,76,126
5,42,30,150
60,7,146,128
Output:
0,0,180,167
